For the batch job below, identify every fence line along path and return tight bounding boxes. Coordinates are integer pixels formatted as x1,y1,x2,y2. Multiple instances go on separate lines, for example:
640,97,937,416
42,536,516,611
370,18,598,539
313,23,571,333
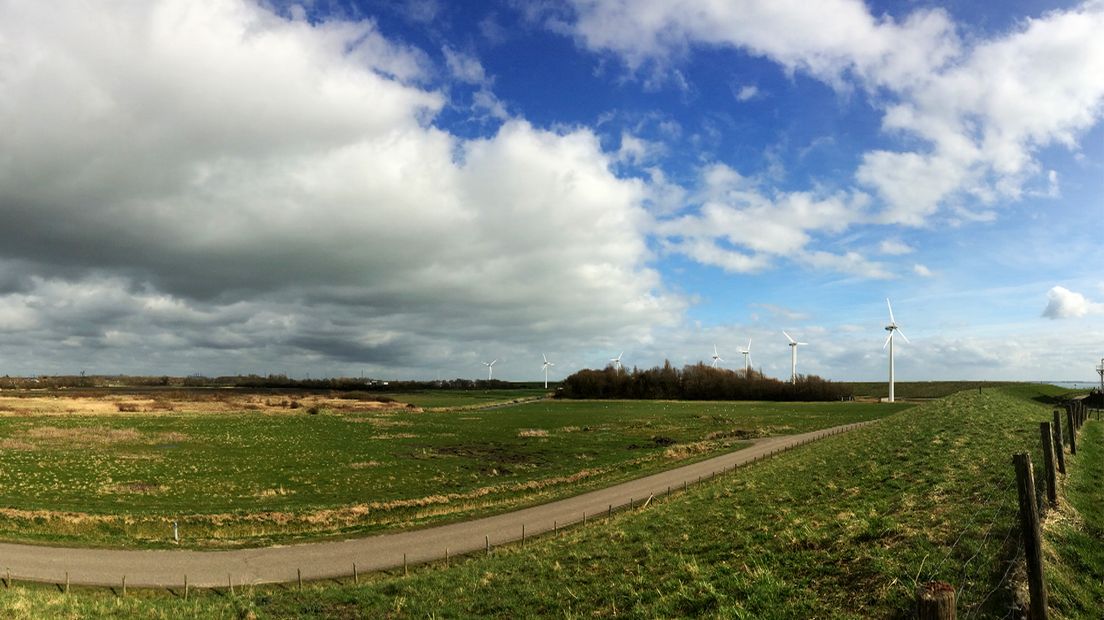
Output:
0,421,872,589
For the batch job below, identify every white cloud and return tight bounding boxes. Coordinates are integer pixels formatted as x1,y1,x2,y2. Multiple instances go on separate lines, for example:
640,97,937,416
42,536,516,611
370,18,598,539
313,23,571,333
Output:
616,132,664,165
1042,286,1104,319
913,264,934,277
442,46,488,84
472,88,510,119
654,163,875,276
878,239,914,255
562,1,1104,228
734,84,760,101
0,0,684,376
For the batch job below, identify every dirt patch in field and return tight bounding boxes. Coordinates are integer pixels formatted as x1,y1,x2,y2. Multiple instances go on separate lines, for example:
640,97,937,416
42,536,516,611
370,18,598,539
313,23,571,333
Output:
0,391,411,417
517,429,549,438
103,482,165,494
6,427,189,448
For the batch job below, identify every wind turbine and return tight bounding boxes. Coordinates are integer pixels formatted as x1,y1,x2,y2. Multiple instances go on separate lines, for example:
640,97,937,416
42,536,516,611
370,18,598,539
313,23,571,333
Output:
542,354,555,389
782,331,807,385
482,359,497,381
884,298,910,403
711,344,723,368
740,338,752,375
610,352,623,371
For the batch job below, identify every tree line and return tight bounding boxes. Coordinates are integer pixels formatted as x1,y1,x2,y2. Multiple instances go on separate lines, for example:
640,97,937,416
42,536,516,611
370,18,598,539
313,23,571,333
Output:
556,362,853,401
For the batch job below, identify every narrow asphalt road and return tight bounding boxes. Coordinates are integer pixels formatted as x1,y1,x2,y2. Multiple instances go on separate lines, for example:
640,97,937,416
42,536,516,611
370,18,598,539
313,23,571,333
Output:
0,420,872,588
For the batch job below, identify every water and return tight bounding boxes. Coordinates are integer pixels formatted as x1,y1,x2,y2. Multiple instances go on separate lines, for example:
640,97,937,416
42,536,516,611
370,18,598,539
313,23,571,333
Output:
1042,381,1100,390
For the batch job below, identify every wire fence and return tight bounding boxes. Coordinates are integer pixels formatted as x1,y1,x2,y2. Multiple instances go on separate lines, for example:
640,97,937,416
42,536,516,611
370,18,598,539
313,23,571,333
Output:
916,398,1095,619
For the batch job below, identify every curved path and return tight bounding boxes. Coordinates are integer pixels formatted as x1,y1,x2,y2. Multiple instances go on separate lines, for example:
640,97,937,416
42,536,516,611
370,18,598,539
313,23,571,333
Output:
0,421,871,588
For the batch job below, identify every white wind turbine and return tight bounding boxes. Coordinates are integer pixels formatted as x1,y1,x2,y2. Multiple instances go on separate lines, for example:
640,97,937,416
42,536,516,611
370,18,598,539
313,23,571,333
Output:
542,354,555,389
711,344,723,368
782,331,807,385
610,352,624,371
482,359,497,381
740,338,752,375
884,298,910,403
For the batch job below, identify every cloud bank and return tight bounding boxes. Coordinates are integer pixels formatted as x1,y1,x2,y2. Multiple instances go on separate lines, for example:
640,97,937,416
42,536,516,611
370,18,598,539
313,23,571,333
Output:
0,0,681,376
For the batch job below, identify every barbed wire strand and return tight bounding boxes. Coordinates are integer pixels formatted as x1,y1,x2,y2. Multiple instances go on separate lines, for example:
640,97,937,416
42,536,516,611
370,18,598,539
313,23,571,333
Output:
963,534,1024,620
932,474,1017,574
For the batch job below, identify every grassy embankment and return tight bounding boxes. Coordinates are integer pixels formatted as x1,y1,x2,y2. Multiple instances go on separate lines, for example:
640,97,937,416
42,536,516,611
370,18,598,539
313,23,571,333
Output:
2,384,1101,618
0,399,897,548
844,380,1023,399
1046,417,1104,618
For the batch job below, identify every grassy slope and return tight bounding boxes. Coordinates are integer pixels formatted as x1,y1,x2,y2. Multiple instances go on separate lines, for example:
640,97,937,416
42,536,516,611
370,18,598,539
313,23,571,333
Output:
0,400,899,548
383,389,549,408
0,384,1087,619
843,380,1024,399
1046,419,1104,618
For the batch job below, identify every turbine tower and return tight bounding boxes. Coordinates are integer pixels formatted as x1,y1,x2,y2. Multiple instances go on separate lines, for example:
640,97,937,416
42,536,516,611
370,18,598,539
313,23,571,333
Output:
610,352,623,371
884,298,910,403
542,354,555,389
783,331,807,385
711,344,723,368
482,359,497,381
1096,357,1103,394
740,338,752,375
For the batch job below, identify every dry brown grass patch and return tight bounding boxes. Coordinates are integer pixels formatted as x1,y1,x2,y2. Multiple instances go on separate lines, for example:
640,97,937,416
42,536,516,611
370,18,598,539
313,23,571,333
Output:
518,429,549,438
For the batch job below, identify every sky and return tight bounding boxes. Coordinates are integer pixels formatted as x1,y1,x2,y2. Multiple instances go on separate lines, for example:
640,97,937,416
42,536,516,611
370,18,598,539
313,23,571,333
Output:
0,0,1102,383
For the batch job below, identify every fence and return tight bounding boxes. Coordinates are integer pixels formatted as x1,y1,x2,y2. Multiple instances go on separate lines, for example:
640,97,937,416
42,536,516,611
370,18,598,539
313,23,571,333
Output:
2,422,866,595
917,398,1097,620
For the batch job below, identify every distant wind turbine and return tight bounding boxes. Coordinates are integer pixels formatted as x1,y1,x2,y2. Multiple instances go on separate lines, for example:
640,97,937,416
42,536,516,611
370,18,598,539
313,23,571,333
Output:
711,344,723,368
783,331,808,385
884,298,910,403
482,359,498,381
610,352,623,371
542,354,555,389
740,338,752,375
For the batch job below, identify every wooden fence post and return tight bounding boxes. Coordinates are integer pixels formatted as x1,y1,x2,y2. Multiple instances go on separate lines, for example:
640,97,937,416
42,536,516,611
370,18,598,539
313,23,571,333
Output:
1053,411,1066,474
917,581,956,619
1040,422,1057,508
1013,452,1048,619
1067,408,1077,455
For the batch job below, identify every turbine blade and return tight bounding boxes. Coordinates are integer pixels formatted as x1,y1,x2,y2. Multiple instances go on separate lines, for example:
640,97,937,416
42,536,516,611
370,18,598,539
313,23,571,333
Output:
783,331,795,343
797,342,808,346
886,298,896,324
897,328,911,344
883,332,893,350
747,337,752,350
543,353,548,363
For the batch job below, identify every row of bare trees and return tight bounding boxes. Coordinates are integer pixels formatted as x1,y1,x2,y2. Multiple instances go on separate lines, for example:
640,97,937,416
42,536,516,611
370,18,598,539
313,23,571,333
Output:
557,362,852,401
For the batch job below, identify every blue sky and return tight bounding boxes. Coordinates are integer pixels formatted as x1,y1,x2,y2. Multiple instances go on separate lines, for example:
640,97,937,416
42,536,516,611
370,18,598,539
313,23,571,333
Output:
0,0,1101,382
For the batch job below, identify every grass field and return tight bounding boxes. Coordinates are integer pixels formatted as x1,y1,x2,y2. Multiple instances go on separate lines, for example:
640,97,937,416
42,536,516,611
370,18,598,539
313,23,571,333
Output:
1,384,1100,618
1046,419,1103,618
0,396,901,549
843,380,1025,399
377,388,549,408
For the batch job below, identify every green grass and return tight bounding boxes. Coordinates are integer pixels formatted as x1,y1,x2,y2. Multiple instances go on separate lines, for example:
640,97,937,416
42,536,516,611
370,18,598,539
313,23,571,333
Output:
843,380,1025,399
0,383,1080,618
380,388,549,408
1046,418,1104,618
0,399,900,549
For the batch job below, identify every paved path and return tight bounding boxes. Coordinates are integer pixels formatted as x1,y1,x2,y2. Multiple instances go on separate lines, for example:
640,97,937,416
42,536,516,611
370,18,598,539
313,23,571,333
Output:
0,421,871,588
